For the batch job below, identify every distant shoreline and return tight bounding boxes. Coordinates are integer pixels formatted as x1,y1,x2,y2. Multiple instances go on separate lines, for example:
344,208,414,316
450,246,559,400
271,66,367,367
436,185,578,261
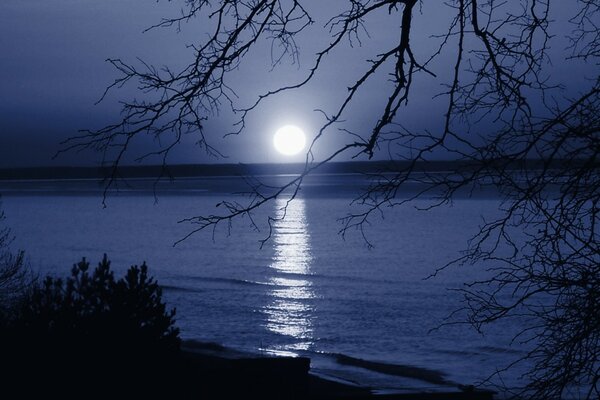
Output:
0,159,573,181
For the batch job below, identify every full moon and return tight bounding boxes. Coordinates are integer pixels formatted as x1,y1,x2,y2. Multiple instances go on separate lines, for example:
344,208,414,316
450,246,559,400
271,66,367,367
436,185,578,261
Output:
273,125,306,156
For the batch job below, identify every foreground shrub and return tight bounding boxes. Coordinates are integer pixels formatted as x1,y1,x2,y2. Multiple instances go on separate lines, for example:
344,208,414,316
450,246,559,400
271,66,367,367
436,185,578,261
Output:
1,255,182,396
0,202,32,318
15,255,179,349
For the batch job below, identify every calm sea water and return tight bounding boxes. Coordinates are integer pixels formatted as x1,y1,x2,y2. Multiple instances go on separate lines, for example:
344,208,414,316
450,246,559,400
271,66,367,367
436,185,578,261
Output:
0,175,532,395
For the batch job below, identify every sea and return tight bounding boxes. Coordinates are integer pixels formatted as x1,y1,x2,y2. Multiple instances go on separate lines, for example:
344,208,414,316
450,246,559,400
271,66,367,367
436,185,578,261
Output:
0,173,534,396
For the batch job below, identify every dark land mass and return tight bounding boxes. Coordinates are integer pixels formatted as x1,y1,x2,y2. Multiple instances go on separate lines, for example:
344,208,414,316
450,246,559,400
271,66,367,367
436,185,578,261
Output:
0,159,579,181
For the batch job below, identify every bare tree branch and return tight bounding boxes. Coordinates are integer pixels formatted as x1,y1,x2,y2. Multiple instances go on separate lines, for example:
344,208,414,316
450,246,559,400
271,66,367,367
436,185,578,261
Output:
65,1,600,397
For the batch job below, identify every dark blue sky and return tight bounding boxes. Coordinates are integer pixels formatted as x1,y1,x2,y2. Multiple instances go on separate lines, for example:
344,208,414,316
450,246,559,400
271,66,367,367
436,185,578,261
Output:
0,1,595,167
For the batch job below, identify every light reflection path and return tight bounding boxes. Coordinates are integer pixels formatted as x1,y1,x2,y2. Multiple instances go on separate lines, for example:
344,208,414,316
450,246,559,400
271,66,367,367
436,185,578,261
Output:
263,198,315,356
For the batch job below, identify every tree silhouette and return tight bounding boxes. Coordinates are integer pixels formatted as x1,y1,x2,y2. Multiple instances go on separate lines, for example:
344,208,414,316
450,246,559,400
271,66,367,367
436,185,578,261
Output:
62,1,599,398
2,255,182,396
12,255,180,349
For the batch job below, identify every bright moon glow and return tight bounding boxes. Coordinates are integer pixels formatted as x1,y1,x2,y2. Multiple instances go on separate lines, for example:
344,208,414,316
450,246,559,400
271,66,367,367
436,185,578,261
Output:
273,125,306,156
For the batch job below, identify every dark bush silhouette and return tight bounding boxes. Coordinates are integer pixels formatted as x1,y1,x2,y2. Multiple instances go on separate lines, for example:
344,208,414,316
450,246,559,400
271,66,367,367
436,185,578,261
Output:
0,201,31,318
1,255,184,396
14,255,179,349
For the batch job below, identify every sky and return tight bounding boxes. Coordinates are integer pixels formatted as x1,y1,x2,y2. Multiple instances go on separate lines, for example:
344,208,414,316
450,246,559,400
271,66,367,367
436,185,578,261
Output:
0,0,596,167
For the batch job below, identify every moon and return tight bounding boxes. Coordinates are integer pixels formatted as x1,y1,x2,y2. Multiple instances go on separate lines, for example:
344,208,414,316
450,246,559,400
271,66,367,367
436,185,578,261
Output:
273,125,306,156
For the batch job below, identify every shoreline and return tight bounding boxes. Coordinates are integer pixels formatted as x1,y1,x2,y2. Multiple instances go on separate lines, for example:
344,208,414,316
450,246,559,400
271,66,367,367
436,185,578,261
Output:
181,340,496,399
